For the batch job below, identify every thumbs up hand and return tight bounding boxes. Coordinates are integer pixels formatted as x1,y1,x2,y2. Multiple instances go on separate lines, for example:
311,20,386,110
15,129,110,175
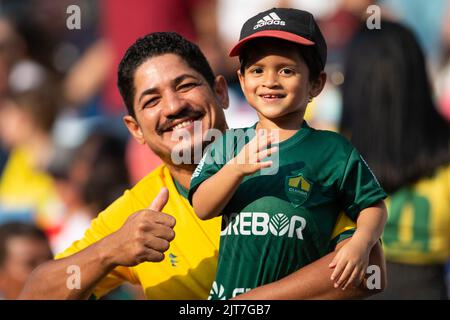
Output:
104,187,176,267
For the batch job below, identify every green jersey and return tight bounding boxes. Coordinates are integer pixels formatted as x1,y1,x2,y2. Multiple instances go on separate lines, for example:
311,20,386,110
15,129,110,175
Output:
189,121,386,300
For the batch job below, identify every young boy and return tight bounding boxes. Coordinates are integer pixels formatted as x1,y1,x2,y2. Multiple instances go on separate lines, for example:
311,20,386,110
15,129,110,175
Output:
188,8,387,300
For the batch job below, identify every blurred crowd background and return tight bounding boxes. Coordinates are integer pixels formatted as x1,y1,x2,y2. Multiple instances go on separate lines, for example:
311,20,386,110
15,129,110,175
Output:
0,0,449,300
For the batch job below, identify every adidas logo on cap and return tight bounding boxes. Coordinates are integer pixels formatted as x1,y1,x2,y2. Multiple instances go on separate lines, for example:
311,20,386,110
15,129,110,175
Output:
230,8,327,69
253,12,285,30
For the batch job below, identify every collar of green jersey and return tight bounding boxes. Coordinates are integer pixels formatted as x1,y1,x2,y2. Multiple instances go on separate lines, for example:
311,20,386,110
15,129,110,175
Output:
252,120,312,149
173,178,189,199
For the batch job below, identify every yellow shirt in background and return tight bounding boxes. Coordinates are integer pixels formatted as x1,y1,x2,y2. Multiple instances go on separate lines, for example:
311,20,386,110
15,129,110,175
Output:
0,146,63,229
383,164,450,264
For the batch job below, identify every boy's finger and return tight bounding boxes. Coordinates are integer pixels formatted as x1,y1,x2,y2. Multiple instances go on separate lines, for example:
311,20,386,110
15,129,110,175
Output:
246,133,261,151
329,256,338,269
258,161,273,169
343,268,360,290
358,269,366,286
335,263,353,288
257,147,278,161
330,260,345,281
251,130,279,150
257,132,273,150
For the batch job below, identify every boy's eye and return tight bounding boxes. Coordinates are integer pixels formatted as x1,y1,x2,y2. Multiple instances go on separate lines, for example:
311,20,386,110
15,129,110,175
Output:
280,68,295,76
249,67,263,75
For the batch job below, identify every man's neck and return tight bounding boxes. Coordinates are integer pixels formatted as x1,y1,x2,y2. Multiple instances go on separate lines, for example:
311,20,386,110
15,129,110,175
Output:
166,163,196,189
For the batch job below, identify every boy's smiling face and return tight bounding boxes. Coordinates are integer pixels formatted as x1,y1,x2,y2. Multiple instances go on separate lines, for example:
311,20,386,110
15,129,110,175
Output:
238,38,325,127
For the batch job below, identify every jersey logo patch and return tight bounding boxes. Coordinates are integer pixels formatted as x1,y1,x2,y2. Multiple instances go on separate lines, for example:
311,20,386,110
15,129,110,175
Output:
285,174,311,207
168,253,178,267
208,281,226,300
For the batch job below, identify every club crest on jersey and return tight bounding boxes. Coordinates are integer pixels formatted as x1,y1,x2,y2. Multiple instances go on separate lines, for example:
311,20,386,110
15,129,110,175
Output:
285,174,311,207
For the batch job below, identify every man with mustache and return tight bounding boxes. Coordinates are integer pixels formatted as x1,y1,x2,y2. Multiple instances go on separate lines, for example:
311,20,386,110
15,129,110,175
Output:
19,32,385,300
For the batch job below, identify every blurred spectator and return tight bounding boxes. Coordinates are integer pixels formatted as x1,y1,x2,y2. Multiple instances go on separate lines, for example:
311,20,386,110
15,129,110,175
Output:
125,136,161,185
435,4,450,123
380,0,449,70
0,222,52,299
0,80,65,234
341,21,450,299
48,132,129,254
0,16,26,98
0,147,6,174
97,0,219,116
48,131,142,300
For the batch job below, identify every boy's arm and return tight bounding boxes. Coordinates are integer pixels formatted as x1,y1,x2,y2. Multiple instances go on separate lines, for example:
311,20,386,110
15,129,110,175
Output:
352,201,387,250
192,131,277,220
232,238,386,300
192,164,245,220
329,201,387,288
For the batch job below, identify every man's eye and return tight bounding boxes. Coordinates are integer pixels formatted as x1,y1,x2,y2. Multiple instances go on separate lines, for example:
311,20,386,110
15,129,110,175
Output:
178,82,197,91
143,97,159,109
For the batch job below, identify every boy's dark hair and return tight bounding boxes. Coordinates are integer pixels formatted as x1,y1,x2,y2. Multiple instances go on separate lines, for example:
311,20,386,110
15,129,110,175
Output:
238,39,323,82
117,32,216,118
341,21,450,193
0,222,50,266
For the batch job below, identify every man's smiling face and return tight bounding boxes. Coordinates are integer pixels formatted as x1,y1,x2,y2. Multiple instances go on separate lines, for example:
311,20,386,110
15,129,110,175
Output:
123,53,228,165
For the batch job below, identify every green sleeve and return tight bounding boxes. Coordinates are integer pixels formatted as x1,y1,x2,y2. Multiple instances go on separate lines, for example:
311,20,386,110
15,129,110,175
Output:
338,148,387,221
188,134,229,205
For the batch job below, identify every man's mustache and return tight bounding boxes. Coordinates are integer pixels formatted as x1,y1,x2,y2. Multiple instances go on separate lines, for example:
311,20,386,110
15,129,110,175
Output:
156,109,205,135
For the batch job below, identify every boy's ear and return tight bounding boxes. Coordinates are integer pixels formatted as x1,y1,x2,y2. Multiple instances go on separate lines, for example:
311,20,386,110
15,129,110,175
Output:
123,115,146,145
213,75,229,110
310,71,327,98
237,69,245,91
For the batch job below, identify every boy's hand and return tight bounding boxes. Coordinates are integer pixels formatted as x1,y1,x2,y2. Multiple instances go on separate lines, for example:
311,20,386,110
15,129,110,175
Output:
328,238,370,290
227,129,278,176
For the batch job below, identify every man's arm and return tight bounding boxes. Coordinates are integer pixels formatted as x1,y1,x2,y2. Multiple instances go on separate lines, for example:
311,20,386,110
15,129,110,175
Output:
19,188,175,300
232,238,386,300
19,235,121,300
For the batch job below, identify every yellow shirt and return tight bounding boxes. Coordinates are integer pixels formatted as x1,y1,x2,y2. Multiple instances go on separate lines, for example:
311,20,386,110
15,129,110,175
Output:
56,165,221,299
382,164,450,264
0,147,63,229
56,164,356,299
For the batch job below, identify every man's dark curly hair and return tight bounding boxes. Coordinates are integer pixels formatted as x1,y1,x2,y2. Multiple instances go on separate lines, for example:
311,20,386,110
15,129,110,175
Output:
117,32,216,118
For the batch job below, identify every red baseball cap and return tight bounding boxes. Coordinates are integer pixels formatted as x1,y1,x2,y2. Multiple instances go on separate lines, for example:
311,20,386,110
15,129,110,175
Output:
229,8,327,69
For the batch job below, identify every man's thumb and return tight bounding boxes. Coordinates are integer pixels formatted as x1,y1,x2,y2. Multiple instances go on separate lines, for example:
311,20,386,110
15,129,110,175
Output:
149,187,169,211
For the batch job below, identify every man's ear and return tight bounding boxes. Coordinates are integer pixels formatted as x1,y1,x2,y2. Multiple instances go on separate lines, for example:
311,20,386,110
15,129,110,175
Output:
213,75,229,110
310,71,327,98
123,115,146,145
